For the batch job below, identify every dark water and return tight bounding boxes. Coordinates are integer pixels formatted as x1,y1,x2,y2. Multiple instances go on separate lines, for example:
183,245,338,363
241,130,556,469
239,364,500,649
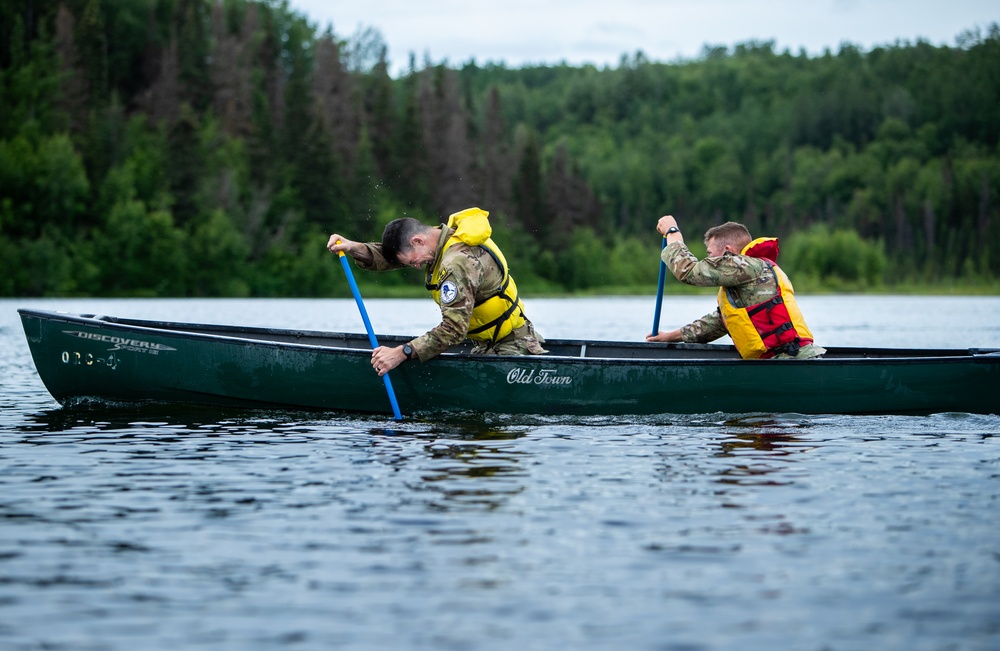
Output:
2,297,999,651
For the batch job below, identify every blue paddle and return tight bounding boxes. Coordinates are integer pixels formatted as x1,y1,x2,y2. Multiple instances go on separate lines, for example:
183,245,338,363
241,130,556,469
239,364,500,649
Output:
337,248,403,420
652,236,667,336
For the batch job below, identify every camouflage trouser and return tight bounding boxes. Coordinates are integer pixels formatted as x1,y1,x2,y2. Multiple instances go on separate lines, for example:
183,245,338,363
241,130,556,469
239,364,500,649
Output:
773,343,827,359
471,319,548,355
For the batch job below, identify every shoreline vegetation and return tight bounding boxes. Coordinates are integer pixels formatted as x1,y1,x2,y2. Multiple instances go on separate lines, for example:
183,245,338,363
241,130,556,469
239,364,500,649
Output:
1,2,998,299
20,277,999,300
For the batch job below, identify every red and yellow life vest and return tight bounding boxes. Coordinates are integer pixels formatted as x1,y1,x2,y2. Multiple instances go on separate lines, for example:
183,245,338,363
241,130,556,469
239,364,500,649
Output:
426,207,526,344
717,237,814,359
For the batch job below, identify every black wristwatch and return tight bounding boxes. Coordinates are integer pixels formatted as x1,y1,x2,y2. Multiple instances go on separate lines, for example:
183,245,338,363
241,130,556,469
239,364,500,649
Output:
402,343,414,361
665,226,680,234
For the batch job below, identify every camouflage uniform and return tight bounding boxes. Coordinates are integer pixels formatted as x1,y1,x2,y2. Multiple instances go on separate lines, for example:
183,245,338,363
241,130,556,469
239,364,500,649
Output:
664,241,826,359
357,225,546,361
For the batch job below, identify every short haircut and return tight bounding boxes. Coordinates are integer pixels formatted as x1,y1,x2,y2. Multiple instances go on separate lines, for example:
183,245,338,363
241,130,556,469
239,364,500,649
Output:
381,218,426,264
704,221,752,252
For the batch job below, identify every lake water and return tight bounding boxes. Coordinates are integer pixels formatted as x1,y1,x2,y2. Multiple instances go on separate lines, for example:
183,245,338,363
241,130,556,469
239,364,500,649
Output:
2,296,999,651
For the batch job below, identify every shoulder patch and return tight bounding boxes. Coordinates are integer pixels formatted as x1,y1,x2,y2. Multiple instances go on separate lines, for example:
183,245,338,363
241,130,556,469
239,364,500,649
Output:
440,280,458,304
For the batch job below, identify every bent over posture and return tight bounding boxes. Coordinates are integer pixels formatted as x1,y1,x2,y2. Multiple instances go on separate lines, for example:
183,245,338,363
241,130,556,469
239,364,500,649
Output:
328,207,546,376
647,215,825,359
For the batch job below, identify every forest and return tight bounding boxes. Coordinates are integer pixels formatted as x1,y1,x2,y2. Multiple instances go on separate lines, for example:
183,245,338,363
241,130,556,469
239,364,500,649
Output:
1,0,998,297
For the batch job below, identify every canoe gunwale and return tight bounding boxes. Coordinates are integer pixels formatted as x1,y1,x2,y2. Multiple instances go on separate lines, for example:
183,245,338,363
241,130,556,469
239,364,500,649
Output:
17,308,998,365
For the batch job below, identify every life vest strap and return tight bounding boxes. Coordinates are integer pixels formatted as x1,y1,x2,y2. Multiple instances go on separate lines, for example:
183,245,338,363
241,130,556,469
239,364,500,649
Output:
747,294,783,317
468,298,523,342
759,321,794,340
468,245,522,343
475,274,511,307
762,337,803,359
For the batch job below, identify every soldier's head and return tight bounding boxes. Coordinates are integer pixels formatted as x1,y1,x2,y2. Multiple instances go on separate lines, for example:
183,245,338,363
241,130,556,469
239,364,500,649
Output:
382,218,439,268
704,222,752,257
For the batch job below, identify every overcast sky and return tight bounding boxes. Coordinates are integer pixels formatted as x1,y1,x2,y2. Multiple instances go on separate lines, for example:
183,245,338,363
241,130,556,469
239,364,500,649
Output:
287,0,997,75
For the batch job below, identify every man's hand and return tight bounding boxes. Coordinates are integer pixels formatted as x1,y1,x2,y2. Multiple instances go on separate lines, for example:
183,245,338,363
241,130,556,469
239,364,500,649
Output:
327,234,362,257
371,345,408,377
646,328,683,343
656,215,679,236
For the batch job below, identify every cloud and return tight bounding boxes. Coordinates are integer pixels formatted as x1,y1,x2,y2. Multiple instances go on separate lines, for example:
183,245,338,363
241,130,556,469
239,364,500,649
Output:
290,0,999,74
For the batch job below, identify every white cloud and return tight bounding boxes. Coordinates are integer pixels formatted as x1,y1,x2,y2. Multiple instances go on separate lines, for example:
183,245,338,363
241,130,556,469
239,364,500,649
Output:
290,0,999,74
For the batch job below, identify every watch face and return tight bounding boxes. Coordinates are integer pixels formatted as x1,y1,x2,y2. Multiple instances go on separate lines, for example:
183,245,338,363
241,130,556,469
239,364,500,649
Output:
403,344,413,357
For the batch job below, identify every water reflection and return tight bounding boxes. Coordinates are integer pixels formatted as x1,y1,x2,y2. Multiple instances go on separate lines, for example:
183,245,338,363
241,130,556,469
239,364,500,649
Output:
18,403,318,436
16,405,535,520
417,436,528,512
712,416,813,483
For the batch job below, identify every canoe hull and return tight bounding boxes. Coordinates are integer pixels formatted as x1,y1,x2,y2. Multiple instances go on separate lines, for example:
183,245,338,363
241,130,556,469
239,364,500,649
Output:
18,309,1000,416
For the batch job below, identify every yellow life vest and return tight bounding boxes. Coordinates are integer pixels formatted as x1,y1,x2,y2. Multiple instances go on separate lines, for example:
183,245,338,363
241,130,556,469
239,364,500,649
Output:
425,207,526,344
717,237,815,359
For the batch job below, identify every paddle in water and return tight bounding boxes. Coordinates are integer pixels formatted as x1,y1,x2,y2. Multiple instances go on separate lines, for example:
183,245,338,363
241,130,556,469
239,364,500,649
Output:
336,245,403,420
651,236,667,336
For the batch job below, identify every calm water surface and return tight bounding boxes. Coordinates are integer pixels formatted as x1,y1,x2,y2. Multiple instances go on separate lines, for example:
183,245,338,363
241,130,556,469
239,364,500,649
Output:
2,296,999,651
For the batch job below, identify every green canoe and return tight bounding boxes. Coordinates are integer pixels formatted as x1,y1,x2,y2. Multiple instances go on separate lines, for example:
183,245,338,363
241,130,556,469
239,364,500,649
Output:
18,308,1000,416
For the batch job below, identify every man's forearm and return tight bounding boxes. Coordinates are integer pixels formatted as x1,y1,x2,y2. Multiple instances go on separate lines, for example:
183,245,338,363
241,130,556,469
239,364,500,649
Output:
410,312,469,361
680,312,727,343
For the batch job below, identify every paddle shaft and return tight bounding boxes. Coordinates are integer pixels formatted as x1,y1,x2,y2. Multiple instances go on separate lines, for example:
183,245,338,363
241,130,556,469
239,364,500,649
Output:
338,251,403,420
652,237,667,335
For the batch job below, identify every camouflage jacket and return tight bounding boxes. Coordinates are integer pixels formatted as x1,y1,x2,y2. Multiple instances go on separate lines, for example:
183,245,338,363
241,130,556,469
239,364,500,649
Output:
663,241,825,358
357,226,545,360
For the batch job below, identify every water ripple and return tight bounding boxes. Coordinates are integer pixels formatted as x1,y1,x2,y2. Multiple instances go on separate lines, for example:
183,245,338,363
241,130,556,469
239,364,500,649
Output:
3,300,1000,650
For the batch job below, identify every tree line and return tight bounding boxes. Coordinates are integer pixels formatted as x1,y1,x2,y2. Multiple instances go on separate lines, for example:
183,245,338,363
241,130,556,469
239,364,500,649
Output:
1,0,998,297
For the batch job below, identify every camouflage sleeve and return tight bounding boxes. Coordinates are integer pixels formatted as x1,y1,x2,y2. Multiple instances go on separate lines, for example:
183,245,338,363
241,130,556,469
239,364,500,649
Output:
680,310,727,343
354,242,405,271
410,251,485,361
664,242,762,287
